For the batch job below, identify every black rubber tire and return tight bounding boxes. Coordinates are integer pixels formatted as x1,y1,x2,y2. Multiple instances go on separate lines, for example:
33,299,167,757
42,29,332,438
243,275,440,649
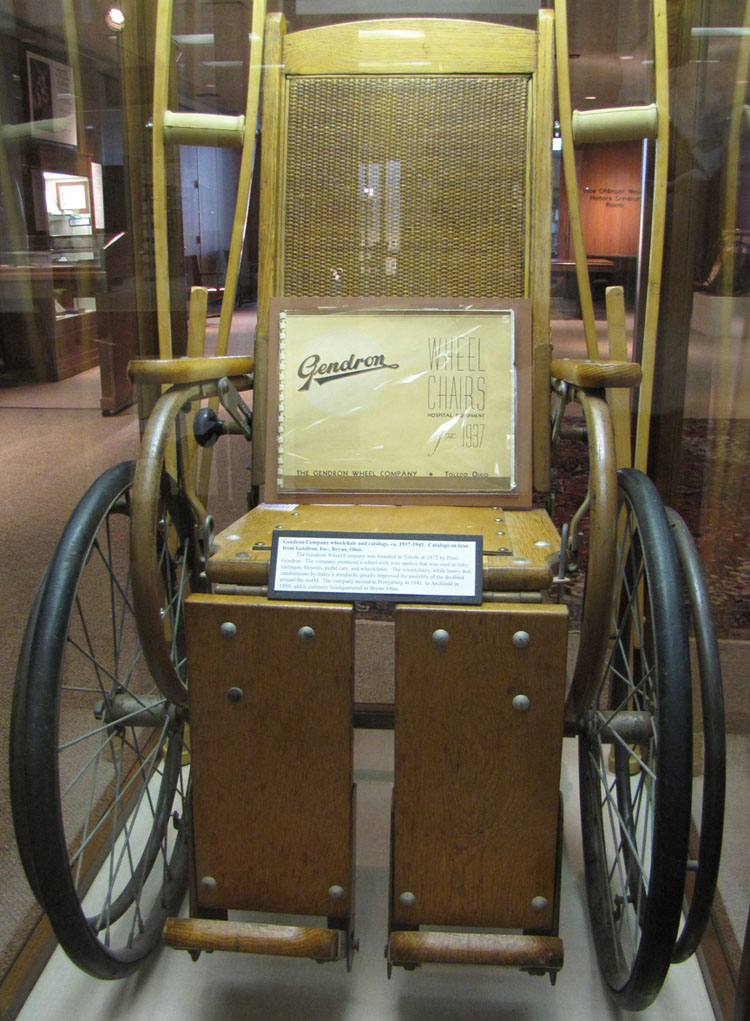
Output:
9,576,47,906
10,462,190,979
578,468,692,1011
666,508,725,963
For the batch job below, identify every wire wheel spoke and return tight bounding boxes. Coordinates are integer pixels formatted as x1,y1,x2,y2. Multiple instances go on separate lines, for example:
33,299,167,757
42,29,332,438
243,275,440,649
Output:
12,463,191,978
578,469,692,1011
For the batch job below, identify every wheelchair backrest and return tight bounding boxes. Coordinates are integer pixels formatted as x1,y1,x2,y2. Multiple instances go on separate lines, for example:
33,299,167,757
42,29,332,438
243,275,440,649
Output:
253,12,555,501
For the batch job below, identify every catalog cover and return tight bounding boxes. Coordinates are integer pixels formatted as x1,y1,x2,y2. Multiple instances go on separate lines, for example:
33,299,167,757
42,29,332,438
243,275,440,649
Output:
266,298,531,505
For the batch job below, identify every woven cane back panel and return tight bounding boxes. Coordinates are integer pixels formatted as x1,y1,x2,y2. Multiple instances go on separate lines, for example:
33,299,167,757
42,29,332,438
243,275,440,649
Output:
284,75,529,298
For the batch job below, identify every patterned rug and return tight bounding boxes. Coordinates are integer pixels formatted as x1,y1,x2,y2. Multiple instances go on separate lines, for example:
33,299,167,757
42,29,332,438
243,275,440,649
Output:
674,418,750,639
545,417,750,639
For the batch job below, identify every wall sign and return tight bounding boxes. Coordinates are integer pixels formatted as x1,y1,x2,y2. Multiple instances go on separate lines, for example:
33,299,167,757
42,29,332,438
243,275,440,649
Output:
27,52,77,147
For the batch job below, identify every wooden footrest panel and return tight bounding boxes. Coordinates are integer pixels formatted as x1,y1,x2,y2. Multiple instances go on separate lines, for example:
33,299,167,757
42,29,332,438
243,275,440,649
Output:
392,603,567,931
388,930,563,970
185,596,354,917
163,918,343,961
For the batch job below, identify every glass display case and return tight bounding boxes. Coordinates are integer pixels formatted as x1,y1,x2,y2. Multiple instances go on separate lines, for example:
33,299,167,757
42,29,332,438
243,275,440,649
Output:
0,2,747,1018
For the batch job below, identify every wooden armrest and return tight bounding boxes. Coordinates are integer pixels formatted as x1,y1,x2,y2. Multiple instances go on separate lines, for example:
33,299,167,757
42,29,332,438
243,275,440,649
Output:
128,355,254,385
550,358,642,389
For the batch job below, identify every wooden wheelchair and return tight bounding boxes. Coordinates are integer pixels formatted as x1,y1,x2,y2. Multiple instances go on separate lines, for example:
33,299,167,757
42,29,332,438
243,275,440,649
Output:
10,6,726,1013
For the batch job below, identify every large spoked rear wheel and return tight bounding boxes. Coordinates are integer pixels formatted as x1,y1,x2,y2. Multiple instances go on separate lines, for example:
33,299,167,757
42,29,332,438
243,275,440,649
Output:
667,508,725,963
10,461,190,979
578,468,692,1011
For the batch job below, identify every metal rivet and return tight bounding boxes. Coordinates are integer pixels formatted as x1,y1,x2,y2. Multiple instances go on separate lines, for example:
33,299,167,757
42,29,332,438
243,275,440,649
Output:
531,896,548,911
328,885,345,900
399,891,416,907
298,626,316,643
535,540,551,548
513,630,530,648
234,551,250,559
200,876,218,893
513,557,530,565
225,533,241,541
496,530,505,536
513,693,531,712
227,687,243,703
220,622,237,638
432,629,450,648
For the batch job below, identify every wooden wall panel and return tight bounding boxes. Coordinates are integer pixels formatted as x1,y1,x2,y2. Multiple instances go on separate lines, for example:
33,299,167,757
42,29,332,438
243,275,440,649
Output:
558,141,643,259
